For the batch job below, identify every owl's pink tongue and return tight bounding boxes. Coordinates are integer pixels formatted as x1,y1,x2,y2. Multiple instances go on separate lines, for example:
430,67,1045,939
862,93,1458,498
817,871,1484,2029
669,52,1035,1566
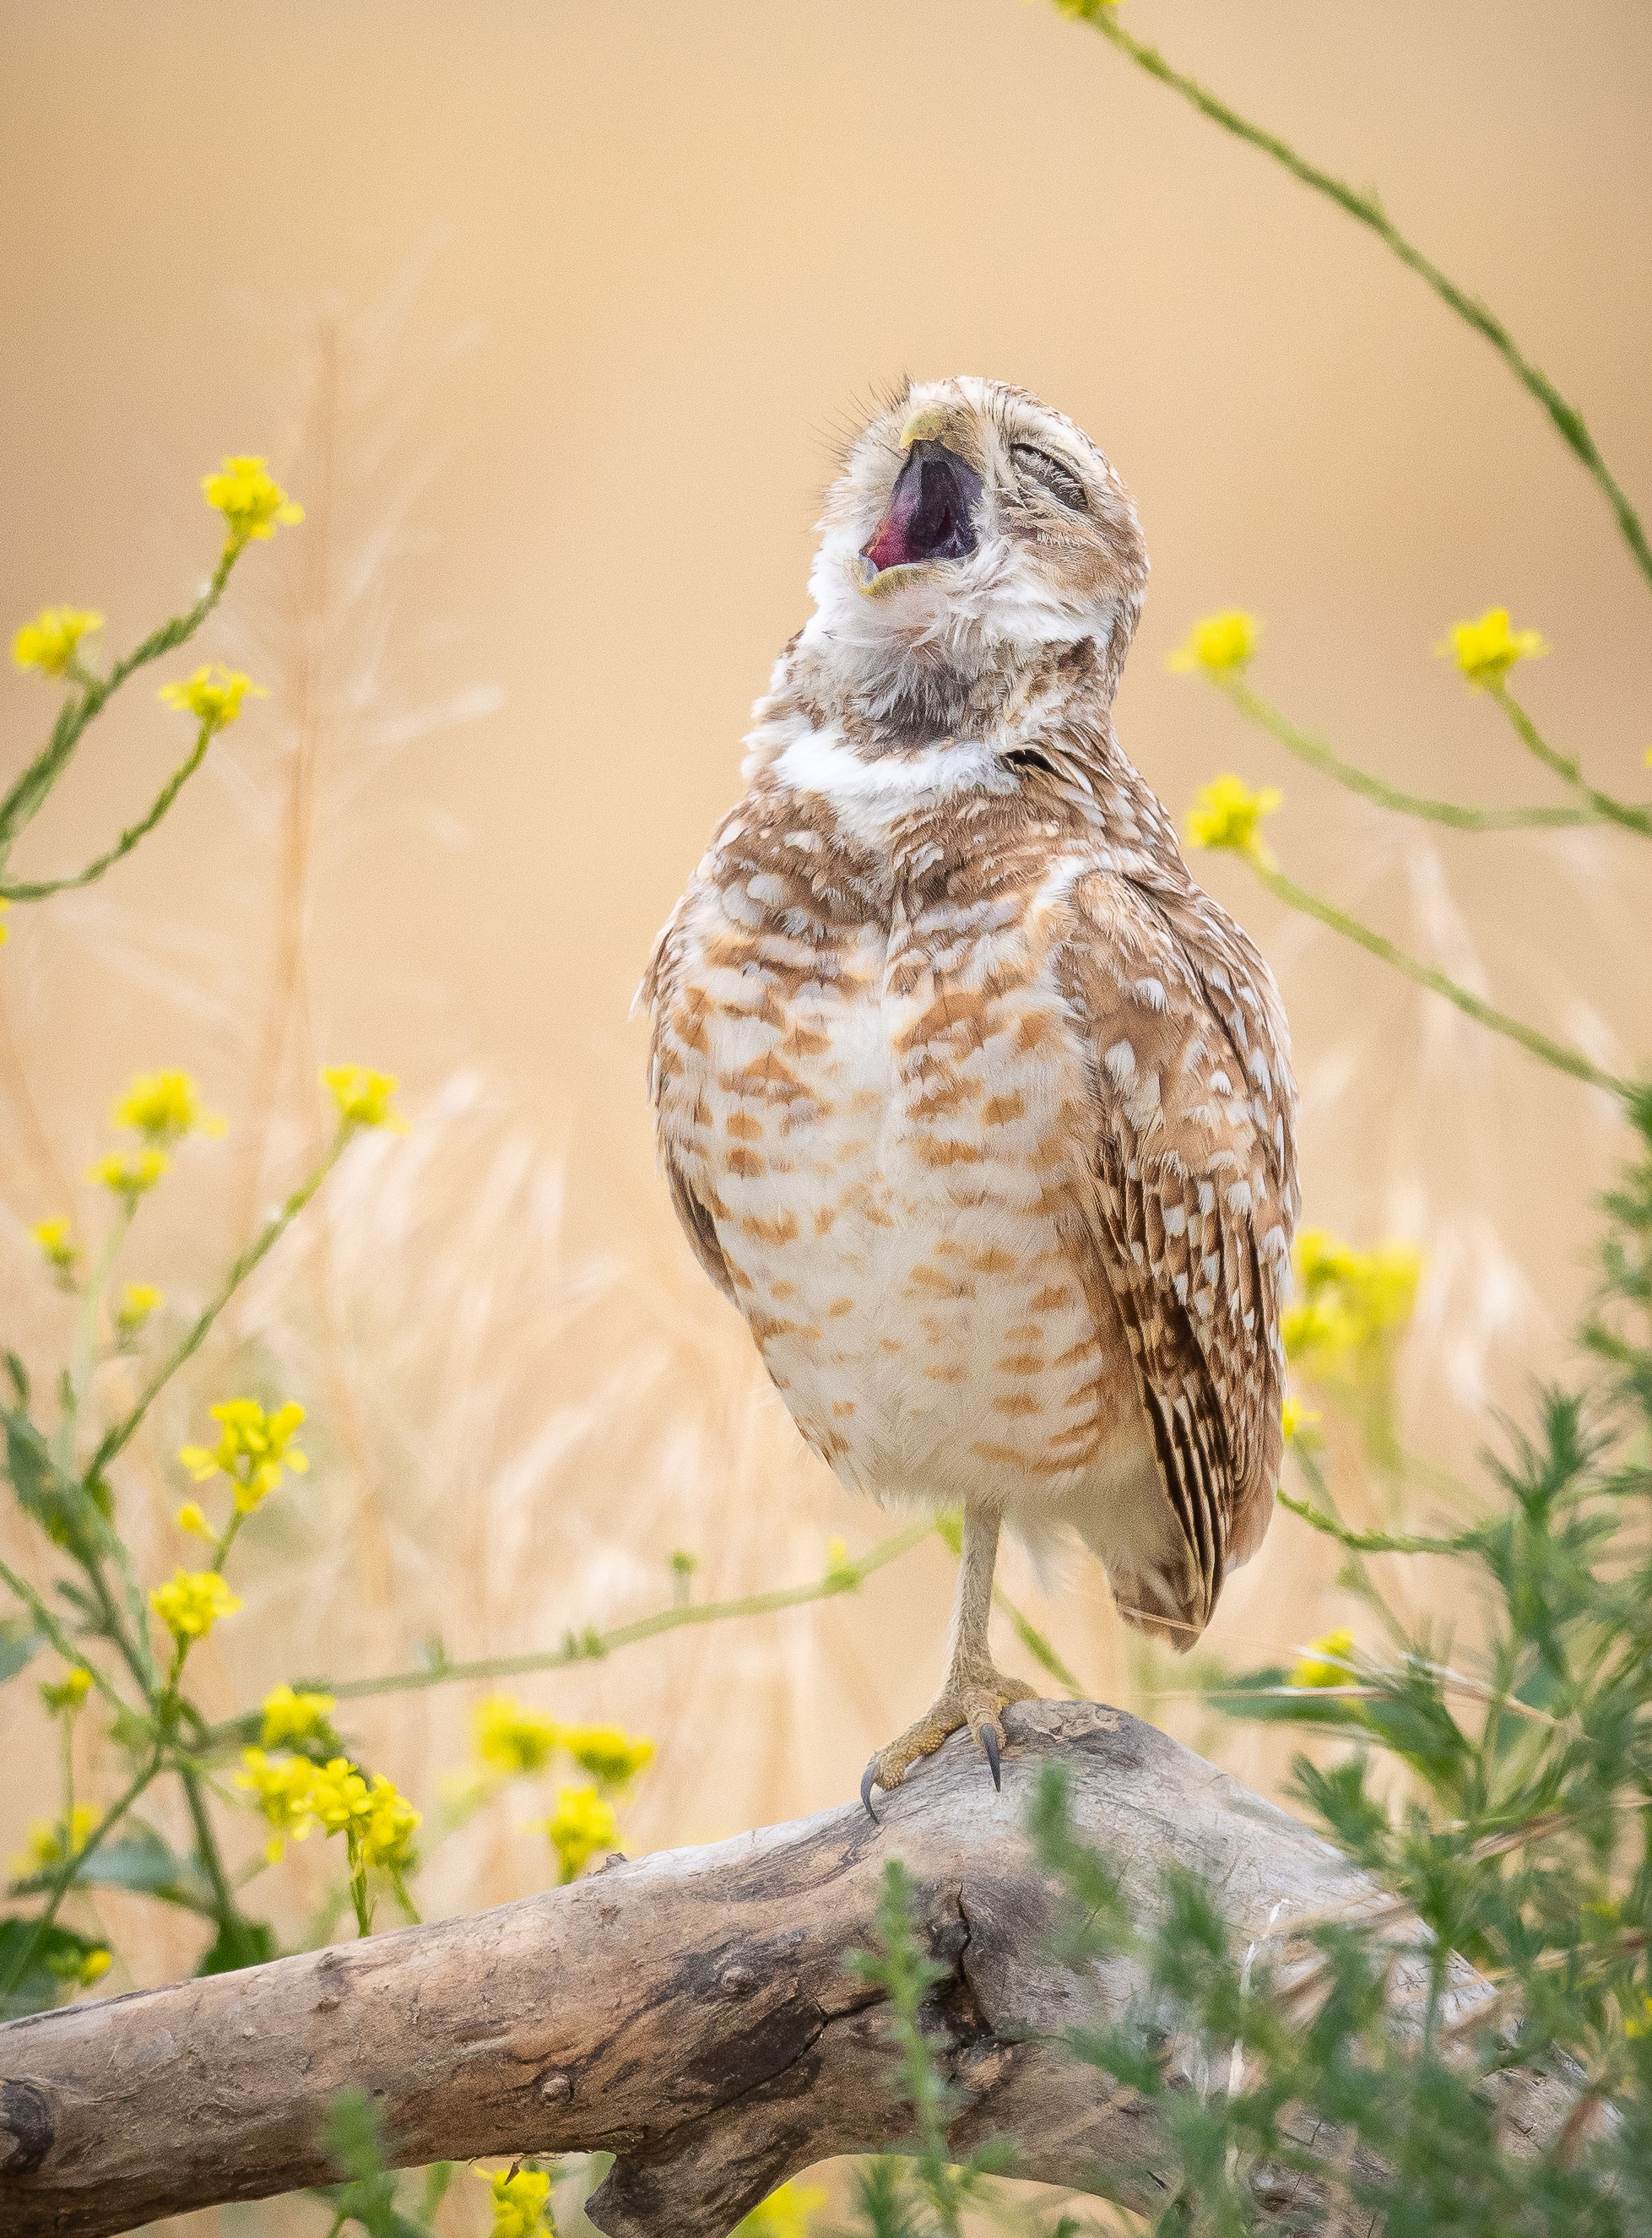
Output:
862,441,982,574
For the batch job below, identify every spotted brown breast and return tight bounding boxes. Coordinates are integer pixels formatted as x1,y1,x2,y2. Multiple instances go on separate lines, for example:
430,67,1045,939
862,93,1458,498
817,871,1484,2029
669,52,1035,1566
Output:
644,717,1297,1647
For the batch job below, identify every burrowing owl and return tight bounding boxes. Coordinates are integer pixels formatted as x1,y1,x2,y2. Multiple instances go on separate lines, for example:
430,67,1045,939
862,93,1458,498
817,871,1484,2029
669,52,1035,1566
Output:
644,377,1298,1807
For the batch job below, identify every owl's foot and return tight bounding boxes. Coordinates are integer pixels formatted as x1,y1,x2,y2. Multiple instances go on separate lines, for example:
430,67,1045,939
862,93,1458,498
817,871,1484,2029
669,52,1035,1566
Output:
859,1666,1039,1820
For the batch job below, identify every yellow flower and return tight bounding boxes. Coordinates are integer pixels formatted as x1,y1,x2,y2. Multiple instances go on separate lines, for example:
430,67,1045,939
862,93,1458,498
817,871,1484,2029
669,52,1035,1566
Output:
175,1500,216,1542
542,1786,619,1883
1291,1628,1357,1690
1626,1996,1652,2040
39,1666,92,1717
0,895,8,948
12,606,103,678
1185,773,1282,864
1281,1229,1422,1383
157,664,265,733
111,1069,225,1145
179,1397,308,1514
320,1065,405,1131
1437,605,1546,689
561,1724,655,1791
116,1282,163,1336
307,1758,421,1870
12,1803,100,1877
261,1682,337,1748
734,2182,831,2238
149,1569,243,1643
479,2165,554,2238
474,1694,561,1777
236,1748,320,1861
824,1536,857,1588
1167,609,1261,677
89,1148,169,1203
32,1217,79,1278
1281,1397,1320,1445
46,1943,112,1991
201,455,304,552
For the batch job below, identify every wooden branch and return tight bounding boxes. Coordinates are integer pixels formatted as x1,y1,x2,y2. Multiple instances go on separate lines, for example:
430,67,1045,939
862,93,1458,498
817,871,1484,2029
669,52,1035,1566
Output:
0,1703,1573,2238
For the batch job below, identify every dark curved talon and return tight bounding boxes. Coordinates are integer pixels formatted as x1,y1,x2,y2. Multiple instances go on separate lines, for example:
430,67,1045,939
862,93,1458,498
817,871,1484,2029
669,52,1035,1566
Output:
860,1758,881,1823
982,1722,1002,1791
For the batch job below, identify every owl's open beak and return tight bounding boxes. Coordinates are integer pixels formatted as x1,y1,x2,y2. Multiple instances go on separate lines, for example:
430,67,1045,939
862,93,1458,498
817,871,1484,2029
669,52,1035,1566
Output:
860,440,982,579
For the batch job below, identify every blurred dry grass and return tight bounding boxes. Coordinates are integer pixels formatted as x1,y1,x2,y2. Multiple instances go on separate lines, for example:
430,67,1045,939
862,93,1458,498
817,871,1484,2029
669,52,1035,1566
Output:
3,3,1651,2232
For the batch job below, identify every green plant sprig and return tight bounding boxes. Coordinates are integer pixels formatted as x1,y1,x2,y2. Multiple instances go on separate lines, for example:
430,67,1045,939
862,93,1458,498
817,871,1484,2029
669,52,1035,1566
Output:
1488,682,1652,839
0,550,236,874
0,715,220,902
1216,675,1616,834
1056,0,1652,598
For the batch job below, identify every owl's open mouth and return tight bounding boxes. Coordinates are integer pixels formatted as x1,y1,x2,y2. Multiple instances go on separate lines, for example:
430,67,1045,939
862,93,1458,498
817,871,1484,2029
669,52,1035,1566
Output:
860,440,982,577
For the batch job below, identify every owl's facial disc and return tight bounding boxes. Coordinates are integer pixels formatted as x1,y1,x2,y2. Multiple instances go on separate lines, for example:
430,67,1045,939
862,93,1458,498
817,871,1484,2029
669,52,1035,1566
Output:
859,440,982,585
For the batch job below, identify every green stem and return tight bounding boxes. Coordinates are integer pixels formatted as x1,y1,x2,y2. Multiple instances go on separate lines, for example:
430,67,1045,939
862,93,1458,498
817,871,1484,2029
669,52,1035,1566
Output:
1,718,218,902
270,1516,937,1712
1217,677,1602,832
1488,684,1652,838
1251,858,1632,1099
54,1205,135,1472
89,1125,351,1478
0,547,236,863
1064,3,1652,595
180,1763,240,1930
0,1554,128,1717
1278,1487,1477,1558
0,1751,161,1998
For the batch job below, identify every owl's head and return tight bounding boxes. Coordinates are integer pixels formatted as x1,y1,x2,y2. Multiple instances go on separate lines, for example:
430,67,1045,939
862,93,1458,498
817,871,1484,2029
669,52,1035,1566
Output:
799,376,1149,732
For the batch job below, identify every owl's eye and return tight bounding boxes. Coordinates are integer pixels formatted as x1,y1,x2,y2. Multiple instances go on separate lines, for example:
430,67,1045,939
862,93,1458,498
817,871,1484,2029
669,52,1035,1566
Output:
1010,442,1088,514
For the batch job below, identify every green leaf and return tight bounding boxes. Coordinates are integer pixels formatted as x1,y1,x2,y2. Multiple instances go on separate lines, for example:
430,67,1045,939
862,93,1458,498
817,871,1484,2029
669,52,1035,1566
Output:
0,1615,45,1685
0,1917,108,2019
196,1916,277,1975
2,1409,116,1562
7,1821,212,1910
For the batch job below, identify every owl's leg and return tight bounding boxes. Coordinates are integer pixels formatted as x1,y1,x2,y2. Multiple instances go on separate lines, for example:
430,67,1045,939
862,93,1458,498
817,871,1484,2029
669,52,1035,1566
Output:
860,1502,1037,1818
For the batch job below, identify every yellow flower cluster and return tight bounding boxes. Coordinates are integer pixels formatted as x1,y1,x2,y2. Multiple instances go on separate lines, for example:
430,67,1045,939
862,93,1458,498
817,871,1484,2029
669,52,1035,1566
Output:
1167,609,1261,677
12,606,103,679
260,1682,337,1748
46,1943,112,1991
149,1568,243,1643
321,1065,404,1131
236,1749,421,1871
542,1786,620,1883
180,1397,308,1515
1282,1228,1422,1383
39,1666,92,1717
32,1217,79,1281
1280,1396,1319,1445
12,1803,101,1878
1185,772,1282,864
201,455,304,552
474,1694,563,1777
157,665,265,733
116,1282,163,1336
89,1148,170,1205
113,1067,225,1143
1291,1627,1357,1689
480,2165,554,2238
1438,605,1546,689
733,2182,830,2238
563,1724,656,1788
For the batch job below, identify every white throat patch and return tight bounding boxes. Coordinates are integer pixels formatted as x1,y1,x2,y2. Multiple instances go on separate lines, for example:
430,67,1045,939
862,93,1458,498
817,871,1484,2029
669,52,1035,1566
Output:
766,722,1016,851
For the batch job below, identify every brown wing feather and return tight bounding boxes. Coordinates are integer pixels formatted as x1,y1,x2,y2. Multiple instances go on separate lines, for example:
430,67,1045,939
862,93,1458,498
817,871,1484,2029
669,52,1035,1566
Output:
1057,865,1297,1646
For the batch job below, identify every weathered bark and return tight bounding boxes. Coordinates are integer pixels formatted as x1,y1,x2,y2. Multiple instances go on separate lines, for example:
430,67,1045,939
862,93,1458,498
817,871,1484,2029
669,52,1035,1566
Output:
0,1701,1572,2238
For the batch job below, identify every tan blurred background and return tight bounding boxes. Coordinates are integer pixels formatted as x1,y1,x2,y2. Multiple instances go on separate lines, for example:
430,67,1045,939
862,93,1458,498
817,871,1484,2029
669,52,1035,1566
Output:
3,1,1650,2228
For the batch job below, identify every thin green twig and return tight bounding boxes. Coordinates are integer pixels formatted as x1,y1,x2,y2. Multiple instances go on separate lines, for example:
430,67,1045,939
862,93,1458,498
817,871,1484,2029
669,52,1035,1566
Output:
1060,2,1652,594
276,1516,939,1711
89,1125,352,1477
1251,857,1632,1099
0,1555,127,1717
1278,1487,1479,1558
0,549,236,864
1218,677,1602,832
1489,683,1652,838
1,719,217,902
